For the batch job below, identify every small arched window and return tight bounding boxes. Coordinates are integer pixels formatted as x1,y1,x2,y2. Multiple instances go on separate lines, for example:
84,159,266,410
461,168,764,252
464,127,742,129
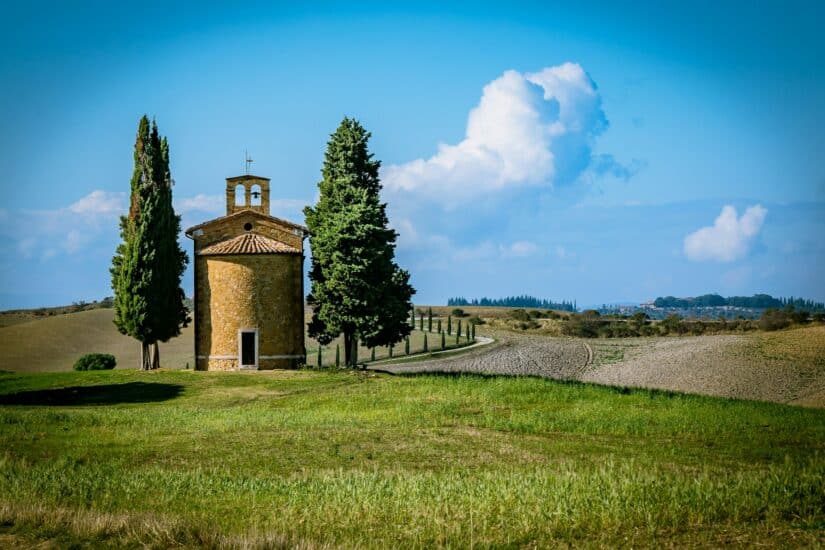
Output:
234,184,246,206
250,184,262,206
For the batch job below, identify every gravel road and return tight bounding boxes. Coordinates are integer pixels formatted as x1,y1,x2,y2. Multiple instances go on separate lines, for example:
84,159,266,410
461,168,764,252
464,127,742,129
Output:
373,332,589,379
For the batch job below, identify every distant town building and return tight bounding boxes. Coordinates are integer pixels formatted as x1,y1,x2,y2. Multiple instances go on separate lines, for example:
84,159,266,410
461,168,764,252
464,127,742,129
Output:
185,175,307,370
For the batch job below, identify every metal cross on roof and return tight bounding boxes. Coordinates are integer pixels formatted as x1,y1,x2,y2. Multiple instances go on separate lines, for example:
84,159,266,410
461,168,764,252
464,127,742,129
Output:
244,149,254,175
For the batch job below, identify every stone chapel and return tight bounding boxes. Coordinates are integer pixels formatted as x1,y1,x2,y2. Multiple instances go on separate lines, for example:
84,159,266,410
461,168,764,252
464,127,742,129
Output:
185,175,307,370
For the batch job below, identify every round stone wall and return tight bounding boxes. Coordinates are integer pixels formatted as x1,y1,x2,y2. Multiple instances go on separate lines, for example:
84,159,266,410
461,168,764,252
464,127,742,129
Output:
194,253,305,370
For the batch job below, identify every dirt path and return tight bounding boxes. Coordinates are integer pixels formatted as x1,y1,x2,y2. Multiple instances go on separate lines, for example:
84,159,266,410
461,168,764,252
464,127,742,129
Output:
373,331,589,379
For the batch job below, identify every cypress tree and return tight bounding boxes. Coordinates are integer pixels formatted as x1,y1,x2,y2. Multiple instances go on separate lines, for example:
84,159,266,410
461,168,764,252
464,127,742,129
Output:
423,333,428,352
457,319,462,339
437,318,442,333
419,313,424,331
405,335,410,355
317,346,322,368
447,315,452,335
304,118,415,367
427,307,432,332
411,307,415,327
466,324,470,340
389,344,393,358
371,347,376,361
111,116,189,370
441,330,445,350
335,344,340,367
471,323,476,341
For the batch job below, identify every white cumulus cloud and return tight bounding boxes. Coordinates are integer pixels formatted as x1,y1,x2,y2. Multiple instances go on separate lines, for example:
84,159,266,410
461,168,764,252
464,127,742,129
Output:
382,63,610,203
175,193,224,214
68,190,126,217
683,205,767,262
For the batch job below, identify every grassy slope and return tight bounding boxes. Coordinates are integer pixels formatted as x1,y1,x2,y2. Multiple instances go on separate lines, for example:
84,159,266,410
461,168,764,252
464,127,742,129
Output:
0,370,823,547
0,309,471,372
0,309,195,372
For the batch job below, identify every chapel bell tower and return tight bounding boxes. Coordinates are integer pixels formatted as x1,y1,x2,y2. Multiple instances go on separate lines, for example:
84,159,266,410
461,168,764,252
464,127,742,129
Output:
225,175,271,216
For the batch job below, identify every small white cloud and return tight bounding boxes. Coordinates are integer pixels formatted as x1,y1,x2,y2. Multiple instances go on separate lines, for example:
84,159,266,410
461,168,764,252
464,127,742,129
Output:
63,229,85,254
684,204,767,262
501,240,539,257
68,190,125,217
393,218,419,248
175,194,224,214
269,199,308,220
382,63,610,205
3,189,128,260
18,237,37,259
454,241,497,262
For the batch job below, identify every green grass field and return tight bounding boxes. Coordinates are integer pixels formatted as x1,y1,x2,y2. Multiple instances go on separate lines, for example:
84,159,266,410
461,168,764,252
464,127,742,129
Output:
1,369,823,547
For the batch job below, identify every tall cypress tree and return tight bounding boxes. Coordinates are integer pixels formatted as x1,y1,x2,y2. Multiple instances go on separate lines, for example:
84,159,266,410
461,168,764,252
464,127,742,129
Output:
305,118,415,367
111,116,189,370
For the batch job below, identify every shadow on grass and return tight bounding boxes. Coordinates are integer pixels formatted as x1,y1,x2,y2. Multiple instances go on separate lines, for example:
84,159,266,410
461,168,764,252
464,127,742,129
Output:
0,382,184,406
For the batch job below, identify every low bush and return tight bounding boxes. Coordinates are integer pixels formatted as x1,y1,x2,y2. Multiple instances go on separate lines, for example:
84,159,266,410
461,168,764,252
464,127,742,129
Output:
73,353,116,371
451,308,468,318
510,309,530,322
467,316,485,325
760,309,791,332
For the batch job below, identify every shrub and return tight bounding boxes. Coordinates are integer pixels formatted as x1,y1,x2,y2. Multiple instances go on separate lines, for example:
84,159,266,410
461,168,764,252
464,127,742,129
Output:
510,309,530,322
451,308,468,318
562,317,601,337
791,310,810,324
467,315,485,325
639,324,658,336
814,312,825,323
660,314,682,335
73,353,116,371
760,308,790,331
529,310,544,319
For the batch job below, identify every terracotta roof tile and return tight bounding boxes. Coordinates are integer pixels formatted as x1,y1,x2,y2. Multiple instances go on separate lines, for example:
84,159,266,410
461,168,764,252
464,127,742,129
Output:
198,233,300,255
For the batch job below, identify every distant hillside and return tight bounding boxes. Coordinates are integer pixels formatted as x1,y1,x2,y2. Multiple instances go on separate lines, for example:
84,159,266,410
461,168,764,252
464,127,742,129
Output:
448,295,576,312
0,309,193,372
0,296,194,329
653,294,824,311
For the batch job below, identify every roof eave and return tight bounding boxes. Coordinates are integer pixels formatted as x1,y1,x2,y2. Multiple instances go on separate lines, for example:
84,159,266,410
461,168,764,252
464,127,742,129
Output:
183,208,308,236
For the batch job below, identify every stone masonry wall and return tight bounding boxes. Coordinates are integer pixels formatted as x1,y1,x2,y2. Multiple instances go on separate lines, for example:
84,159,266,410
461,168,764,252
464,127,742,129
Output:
195,253,305,370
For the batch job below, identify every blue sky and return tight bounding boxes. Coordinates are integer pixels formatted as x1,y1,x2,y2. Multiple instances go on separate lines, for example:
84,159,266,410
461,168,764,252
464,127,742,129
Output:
1,1,823,309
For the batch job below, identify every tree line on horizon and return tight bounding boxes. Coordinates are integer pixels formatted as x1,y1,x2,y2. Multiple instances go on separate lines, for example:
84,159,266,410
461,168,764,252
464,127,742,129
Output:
653,293,825,311
448,295,577,312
